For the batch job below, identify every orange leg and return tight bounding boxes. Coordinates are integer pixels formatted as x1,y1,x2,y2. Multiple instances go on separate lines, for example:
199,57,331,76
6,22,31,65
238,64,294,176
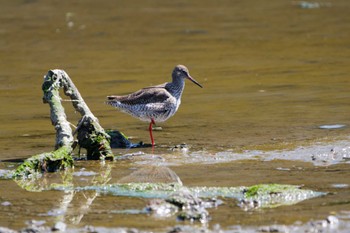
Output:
149,118,156,146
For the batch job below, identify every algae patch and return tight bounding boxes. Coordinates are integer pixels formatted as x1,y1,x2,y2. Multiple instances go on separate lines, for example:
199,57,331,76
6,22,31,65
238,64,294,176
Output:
69,183,324,211
244,184,296,198
13,146,74,178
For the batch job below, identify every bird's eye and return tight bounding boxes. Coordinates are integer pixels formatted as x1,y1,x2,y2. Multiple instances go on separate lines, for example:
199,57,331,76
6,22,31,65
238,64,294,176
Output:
52,74,57,81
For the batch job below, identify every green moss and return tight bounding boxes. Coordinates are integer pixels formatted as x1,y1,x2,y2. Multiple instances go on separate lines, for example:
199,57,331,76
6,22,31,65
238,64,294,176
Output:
13,146,73,178
77,120,114,160
244,184,300,198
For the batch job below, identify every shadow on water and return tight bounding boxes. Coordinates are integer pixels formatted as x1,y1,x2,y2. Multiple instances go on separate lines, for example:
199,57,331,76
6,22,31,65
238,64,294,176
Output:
0,0,350,232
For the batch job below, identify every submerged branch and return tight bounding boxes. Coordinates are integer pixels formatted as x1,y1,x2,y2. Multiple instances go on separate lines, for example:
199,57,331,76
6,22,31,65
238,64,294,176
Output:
13,146,74,179
14,69,120,178
47,69,114,160
42,70,75,149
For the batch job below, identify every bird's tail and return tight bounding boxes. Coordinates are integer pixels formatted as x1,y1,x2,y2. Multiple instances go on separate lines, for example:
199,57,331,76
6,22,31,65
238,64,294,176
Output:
105,96,119,107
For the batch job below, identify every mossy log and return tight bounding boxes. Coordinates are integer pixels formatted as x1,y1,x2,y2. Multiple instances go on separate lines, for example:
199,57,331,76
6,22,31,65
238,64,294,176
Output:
48,69,114,160
14,69,132,177
13,146,74,178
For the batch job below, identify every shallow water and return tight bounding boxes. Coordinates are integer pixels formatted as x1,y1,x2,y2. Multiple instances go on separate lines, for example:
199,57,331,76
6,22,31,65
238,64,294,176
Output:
0,0,350,232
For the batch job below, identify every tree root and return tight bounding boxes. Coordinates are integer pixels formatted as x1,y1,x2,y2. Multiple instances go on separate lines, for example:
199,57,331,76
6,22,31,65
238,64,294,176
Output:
14,69,132,178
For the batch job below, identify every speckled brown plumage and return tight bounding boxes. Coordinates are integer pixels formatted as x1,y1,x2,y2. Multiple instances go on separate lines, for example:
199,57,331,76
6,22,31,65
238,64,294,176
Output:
106,65,202,146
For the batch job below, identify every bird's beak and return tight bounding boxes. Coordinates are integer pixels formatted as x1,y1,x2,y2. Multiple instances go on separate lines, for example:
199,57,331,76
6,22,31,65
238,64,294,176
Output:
187,75,203,88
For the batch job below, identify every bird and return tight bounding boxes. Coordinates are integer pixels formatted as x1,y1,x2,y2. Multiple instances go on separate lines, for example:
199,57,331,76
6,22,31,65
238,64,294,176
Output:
106,64,203,146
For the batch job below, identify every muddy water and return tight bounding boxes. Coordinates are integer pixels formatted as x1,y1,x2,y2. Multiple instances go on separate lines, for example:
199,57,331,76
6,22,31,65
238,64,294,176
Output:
1,0,350,232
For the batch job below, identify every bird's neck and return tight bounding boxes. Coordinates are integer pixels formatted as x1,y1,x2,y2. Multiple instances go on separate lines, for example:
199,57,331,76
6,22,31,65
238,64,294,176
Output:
168,76,185,99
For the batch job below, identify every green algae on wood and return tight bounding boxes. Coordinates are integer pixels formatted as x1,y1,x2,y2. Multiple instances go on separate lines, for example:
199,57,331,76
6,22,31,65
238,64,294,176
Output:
14,69,117,178
42,71,74,149
44,69,114,160
54,69,114,160
76,116,114,160
13,146,74,179
14,70,76,178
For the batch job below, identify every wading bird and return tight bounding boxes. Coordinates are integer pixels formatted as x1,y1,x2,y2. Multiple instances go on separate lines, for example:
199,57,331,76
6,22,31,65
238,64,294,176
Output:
106,65,203,146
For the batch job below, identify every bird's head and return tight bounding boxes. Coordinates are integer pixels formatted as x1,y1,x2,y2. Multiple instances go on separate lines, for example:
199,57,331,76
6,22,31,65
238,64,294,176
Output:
173,65,203,88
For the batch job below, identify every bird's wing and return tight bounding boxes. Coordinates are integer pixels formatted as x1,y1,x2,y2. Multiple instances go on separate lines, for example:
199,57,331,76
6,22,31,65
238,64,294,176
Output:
107,85,172,106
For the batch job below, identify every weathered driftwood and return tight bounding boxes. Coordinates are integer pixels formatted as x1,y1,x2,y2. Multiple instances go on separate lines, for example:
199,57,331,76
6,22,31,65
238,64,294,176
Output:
14,69,121,177
14,70,76,178
43,70,74,150
51,69,114,160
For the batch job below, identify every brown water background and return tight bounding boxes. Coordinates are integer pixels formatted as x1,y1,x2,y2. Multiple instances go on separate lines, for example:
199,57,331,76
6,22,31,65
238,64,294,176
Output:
1,0,350,232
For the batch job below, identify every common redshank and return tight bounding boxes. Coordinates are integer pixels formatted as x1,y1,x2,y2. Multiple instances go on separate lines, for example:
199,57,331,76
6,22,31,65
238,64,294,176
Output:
106,65,203,146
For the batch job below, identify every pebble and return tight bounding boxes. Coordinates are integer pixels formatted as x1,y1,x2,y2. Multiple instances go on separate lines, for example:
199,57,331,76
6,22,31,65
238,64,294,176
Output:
326,215,339,225
318,124,346,129
52,221,66,232
331,183,349,189
1,201,11,206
